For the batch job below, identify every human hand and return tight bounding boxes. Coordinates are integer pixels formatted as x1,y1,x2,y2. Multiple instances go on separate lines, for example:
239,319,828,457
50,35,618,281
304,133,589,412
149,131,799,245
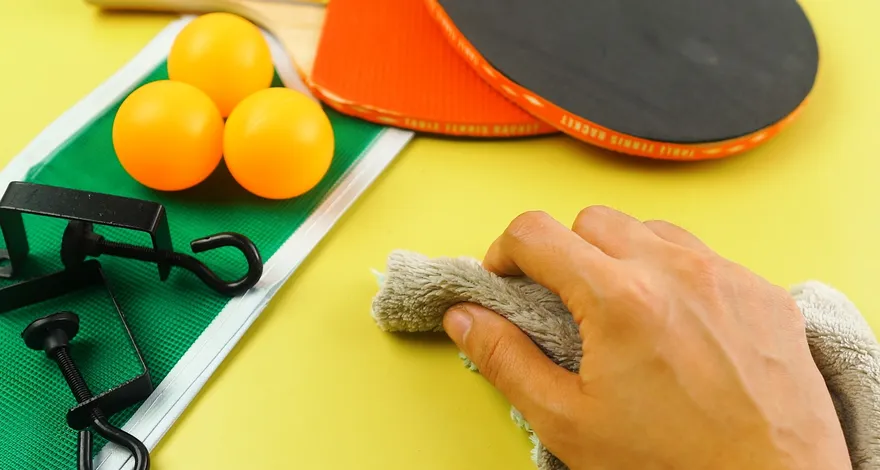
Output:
442,207,851,470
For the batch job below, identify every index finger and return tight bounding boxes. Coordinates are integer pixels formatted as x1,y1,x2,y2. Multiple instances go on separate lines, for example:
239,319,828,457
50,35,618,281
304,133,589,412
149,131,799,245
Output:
483,211,616,307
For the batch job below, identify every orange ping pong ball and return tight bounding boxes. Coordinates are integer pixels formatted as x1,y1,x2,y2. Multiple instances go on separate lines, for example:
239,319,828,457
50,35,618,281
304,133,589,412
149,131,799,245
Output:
223,88,335,200
168,12,274,117
112,80,224,191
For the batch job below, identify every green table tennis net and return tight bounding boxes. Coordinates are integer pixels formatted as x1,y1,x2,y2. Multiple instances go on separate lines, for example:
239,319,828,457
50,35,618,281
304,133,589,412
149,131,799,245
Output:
0,63,387,469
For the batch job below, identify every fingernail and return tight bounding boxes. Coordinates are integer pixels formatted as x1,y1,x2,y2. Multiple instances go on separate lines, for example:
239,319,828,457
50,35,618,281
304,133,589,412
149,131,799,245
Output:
444,306,474,344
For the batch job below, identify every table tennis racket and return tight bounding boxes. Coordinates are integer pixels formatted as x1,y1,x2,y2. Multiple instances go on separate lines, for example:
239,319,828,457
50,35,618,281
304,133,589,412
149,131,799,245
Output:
86,0,554,138
425,0,820,160
308,0,553,137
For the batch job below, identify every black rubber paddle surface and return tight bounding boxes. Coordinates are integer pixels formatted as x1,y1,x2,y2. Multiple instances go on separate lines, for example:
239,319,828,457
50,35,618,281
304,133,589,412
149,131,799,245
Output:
437,0,819,143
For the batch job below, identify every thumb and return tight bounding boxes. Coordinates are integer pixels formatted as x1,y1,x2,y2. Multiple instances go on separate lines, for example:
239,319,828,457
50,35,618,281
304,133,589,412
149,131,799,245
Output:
443,303,581,420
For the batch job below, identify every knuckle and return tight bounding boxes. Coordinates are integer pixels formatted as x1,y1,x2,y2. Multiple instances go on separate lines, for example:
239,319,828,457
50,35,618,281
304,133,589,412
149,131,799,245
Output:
628,275,662,310
772,285,806,325
574,205,613,227
643,219,673,231
765,282,789,299
512,210,553,227
476,334,513,386
683,250,722,282
506,211,553,242
601,270,661,315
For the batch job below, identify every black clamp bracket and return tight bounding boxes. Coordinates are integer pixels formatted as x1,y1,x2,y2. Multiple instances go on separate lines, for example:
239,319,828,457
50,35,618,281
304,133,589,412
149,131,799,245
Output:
0,181,263,296
0,259,152,430
0,181,173,280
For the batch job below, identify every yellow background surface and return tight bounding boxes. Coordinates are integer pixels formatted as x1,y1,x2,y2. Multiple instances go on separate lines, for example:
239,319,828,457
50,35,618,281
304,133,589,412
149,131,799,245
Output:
1,1,878,468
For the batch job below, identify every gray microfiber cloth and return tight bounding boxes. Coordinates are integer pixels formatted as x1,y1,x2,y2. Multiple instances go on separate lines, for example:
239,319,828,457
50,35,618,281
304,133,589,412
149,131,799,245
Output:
370,250,880,470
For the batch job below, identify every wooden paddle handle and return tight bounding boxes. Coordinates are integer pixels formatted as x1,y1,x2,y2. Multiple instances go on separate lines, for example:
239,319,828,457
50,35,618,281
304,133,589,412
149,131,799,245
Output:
84,0,326,78
85,0,326,9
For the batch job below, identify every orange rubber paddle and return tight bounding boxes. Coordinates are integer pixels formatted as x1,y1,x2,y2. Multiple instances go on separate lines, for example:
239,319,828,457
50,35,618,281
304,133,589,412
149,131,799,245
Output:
309,0,554,137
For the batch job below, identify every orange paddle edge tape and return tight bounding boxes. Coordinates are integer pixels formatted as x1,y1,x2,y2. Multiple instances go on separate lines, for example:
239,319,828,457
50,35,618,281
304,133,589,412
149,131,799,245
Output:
423,0,811,160
311,86,556,138
308,0,557,137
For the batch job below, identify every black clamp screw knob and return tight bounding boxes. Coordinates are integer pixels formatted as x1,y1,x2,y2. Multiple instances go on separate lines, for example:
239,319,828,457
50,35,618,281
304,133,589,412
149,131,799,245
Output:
22,312,151,470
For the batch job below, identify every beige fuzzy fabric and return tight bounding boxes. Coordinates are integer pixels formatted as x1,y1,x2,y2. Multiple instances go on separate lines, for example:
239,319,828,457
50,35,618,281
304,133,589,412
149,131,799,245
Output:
371,250,880,470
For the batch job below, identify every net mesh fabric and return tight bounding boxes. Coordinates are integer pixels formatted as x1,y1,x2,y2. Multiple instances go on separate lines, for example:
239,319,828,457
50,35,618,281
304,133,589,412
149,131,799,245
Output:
0,63,386,469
